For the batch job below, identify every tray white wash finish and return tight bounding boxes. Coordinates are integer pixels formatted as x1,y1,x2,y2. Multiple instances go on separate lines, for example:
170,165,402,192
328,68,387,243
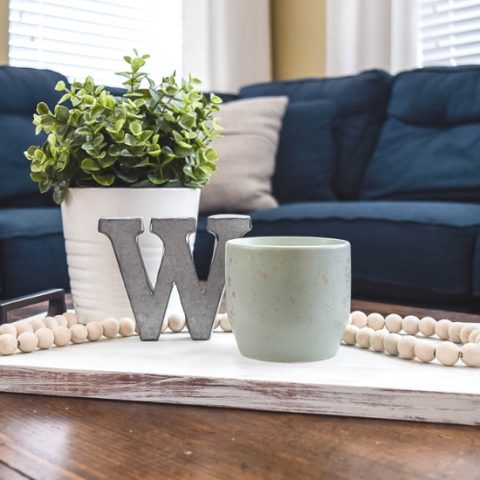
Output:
0,314,478,426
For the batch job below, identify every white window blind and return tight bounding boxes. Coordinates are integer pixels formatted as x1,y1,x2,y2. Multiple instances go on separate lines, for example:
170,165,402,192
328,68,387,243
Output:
418,0,480,66
8,0,183,87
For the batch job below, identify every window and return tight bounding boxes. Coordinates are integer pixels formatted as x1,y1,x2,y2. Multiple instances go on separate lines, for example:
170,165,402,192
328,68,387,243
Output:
8,0,183,87
418,0,480,66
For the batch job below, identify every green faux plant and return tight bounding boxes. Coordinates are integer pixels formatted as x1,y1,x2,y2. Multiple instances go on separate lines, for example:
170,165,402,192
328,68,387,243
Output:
25,51,222,204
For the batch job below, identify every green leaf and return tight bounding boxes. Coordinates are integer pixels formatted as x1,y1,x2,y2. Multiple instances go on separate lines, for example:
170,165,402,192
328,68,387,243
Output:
129,121,142,136
37,102,49,115
92,172,115,186
55,81,67,92
81,157,101,172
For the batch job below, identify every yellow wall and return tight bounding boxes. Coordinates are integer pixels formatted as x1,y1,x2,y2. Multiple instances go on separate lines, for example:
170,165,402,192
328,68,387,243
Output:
271,0,326,80
0,0,8,65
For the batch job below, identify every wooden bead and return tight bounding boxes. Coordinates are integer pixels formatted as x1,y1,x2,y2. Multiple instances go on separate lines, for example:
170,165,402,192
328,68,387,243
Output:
342,325,358,345
119,318,135,337
36,327,54,349
370,330,387,352
219,313,231,332
0,324,17,336
54,315,68,327
87,322,103,342
414,340,436,363
70,324,88,344
385,314,402,333
436,341,460,366
168,313,186,333
418,317,436,337
460,325,477,344
435,319,451,340
30,319,45,332
384,333,401,356
356,327,374,349
402,315,419,335
64,311,78,327
53,326,71,347
398,336,416,360
102,318,119,338
0,334,17,355
448,322,463,343
43,316,58,330
18,332,38,353
350,311,367,328
15,321,33,336
460,344,480,367
468,328,480,343
367,313,384,331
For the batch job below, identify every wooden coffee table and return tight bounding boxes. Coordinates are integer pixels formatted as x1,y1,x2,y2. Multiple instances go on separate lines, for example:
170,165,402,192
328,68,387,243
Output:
0,298,478,480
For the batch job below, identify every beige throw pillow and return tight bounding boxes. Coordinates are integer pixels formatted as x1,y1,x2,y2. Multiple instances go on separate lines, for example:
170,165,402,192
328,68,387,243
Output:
199,96,288,213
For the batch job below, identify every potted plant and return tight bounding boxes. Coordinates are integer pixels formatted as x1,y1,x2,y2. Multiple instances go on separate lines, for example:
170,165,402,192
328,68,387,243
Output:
25,52,222,322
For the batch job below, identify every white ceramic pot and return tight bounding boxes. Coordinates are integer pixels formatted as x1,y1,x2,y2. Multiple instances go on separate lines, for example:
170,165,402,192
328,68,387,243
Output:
61,188,200,323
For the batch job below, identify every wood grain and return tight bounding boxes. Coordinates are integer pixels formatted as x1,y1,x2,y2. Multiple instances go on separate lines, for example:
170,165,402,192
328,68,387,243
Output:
0,296,479,479
0,394,479,480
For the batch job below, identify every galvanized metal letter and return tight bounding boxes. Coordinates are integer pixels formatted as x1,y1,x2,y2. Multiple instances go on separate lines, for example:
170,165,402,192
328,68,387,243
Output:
98,215,251,341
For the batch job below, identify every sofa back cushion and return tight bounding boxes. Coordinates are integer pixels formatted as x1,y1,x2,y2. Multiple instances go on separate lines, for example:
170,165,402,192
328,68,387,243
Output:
239,70,392,199
360,66,480,202
0,66,67,207
273,99,337,203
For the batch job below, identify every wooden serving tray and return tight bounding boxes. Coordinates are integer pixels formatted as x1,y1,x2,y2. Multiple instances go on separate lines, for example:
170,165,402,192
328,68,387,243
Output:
0,315,478,426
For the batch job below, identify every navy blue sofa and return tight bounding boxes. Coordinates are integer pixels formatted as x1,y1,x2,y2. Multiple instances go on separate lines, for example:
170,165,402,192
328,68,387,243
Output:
1,66,480,311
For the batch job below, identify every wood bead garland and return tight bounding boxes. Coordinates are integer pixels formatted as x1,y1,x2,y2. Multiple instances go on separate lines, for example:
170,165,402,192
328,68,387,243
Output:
397,336,416,360
343,310,480,367
168,313,186,333
43,316,58,330
119,318,135,337
102,318,119,338
87,322,103,342
356,327,374,349
384,314,402,333
461,344,480,367
402,316,419,335
0,324,17,336
414,340,436,363
70,324,88,344
53,326,71,347
435,319,451,340
350,311,367,328
419,317,436,337
36,327,54,349
0,334,17,355
436,342,460,366
16,321,33,336
370,330,386,352
18,332,38,353
218,313,232,332
366,313,384,331
0,308,478,370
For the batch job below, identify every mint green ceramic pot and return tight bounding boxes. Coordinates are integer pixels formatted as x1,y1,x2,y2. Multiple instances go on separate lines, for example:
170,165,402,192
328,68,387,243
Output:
225,237,351,362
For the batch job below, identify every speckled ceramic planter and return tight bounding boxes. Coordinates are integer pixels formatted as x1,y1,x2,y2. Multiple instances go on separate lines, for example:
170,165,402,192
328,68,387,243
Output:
225,237,351,362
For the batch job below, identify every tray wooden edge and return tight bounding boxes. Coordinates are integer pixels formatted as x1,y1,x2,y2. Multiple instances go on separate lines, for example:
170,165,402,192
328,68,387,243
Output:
0,365,478,426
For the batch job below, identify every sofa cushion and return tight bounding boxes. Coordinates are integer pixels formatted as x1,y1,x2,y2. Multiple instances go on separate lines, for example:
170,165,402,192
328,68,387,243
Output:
0,208,69,298
200,96,288,213
360,67,480,201
239,70,392,199
194,201,480,307
274,100,337,203
0,67,68,208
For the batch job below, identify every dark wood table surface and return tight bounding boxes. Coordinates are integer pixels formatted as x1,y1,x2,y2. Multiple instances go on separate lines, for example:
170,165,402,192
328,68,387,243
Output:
1,298,479,480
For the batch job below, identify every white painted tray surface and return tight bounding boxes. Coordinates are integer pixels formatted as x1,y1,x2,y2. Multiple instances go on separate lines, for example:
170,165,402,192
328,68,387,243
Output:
0,317,478,425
